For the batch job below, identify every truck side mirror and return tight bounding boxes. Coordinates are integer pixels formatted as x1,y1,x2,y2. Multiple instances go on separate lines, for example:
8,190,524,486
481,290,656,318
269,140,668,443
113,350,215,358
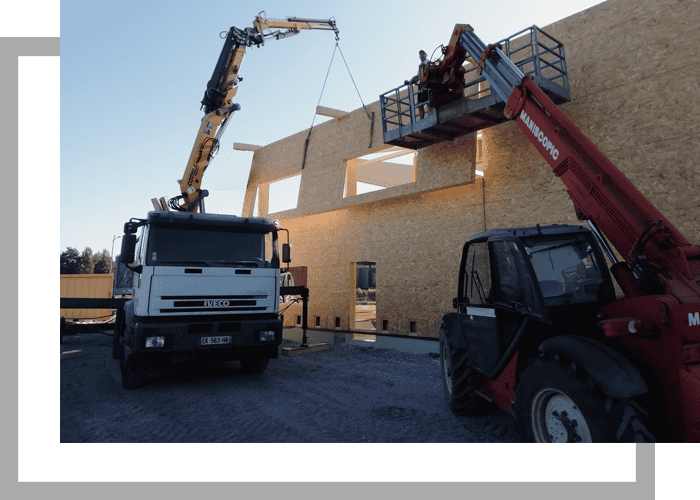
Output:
120,234,137,264
282,243,292,264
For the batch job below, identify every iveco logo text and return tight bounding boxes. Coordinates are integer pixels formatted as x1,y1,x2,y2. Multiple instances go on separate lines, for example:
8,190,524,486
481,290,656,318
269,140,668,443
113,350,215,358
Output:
205,300,230,307
690,312,700,326
520,110,559,160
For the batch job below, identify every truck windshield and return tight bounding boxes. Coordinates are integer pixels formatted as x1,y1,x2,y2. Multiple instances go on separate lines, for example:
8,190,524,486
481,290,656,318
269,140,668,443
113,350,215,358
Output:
146,226,273,268
525,236,606,306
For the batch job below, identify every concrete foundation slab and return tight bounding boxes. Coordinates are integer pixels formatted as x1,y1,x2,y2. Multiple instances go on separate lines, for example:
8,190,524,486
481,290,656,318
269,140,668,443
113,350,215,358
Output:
282,343,332,356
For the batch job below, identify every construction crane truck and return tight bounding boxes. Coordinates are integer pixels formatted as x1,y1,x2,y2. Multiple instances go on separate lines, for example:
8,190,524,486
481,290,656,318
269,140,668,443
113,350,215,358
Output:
112,13,337,389
156,12,339,213
383,25,700,442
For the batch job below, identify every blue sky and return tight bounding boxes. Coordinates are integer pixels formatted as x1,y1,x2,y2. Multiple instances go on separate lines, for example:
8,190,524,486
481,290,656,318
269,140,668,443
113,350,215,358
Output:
59,0,609,255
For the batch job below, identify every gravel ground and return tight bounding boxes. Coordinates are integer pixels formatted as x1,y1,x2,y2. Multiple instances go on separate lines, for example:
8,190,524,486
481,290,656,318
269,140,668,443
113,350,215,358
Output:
60,332,522,443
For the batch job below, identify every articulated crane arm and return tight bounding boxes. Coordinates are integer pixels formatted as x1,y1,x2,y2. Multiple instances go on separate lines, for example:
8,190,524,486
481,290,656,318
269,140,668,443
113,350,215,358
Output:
161,13,339,213
422,25,700,304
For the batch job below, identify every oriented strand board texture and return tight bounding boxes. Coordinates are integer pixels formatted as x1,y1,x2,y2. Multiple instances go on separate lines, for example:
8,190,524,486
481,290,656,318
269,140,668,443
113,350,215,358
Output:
243,102,476,219
247,0,700,338
274,185,484,337
60,274,114,319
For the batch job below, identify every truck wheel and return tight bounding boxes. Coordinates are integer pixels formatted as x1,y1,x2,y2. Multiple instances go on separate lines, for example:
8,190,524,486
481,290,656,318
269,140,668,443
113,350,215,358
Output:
439,332,482,415
514,354,655,443
121,355,146,390
112,311,125,360
240,356,269,374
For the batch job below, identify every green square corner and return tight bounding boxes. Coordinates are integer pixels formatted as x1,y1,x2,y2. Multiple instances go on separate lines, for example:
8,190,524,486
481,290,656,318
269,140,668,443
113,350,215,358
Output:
654,443,700,500
0,0,61,37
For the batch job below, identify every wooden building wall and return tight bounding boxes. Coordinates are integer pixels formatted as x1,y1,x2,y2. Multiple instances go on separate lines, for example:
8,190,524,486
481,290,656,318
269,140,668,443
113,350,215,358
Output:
243,0,700,338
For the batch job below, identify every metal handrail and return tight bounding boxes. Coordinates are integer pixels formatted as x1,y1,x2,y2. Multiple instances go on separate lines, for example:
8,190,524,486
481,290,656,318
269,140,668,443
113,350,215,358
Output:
379,25,568,135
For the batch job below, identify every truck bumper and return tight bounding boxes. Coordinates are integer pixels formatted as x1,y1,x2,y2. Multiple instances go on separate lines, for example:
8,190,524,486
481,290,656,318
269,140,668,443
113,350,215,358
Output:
126,316,282,364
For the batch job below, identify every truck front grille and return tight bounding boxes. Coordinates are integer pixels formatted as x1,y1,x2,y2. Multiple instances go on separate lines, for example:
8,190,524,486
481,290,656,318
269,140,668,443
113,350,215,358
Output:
158,294,270,314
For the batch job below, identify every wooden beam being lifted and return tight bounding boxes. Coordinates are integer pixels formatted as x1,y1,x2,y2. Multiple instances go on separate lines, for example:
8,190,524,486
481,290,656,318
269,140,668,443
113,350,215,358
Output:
234,143,263,151
357,149,416,167
316,106,349,120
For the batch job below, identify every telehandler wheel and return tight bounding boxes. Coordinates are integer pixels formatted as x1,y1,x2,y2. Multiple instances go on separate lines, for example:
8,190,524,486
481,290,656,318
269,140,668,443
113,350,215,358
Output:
439,332,482,415
240,356,269,374
121,354,147,390
514,353,655,443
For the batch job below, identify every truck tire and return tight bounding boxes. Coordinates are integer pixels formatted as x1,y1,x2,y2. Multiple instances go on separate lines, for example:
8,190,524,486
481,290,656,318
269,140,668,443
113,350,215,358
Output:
240,356,269,374
112,311,125,360
121,354,147,390
514,353,655,443
439,331,482,415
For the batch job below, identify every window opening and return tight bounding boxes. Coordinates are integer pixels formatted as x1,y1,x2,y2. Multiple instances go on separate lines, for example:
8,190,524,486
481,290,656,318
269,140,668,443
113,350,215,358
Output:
252,187,260,217
268,174,301,214
344,146,416,198
475,130,484,176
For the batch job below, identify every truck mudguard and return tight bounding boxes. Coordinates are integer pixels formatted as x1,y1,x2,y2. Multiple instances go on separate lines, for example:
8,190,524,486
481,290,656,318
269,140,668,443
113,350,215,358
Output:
538,335,648,399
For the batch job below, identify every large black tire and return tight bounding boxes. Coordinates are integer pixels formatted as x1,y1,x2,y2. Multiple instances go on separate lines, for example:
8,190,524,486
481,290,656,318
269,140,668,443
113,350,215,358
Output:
514,353,655,443
112,310,125,360
439,331,482,415
121,354,147,390
240,356,269,374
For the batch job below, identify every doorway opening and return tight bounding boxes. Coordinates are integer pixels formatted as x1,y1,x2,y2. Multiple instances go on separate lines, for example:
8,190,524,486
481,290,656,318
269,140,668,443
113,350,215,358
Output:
353,262,376,341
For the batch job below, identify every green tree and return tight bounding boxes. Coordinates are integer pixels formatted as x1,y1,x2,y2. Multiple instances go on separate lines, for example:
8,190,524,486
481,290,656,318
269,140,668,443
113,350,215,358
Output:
93,249,113,274
60,247,81,274
79,247,95,274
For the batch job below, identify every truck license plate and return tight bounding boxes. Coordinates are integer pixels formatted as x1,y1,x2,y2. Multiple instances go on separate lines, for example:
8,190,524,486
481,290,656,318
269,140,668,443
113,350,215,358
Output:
199,336,232,346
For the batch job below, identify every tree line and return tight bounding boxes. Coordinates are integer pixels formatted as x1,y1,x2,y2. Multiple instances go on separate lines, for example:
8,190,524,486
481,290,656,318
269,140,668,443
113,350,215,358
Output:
60,247,115,274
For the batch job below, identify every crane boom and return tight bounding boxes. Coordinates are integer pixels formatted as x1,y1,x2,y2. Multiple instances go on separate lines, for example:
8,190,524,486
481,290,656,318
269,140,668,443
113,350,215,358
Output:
164,13,339,213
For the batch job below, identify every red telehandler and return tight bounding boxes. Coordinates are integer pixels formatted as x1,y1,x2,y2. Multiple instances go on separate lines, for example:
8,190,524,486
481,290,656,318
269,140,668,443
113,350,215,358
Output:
385,25,700,442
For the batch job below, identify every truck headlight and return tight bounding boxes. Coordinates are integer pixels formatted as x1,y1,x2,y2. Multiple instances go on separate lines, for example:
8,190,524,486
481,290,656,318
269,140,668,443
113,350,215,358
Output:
259,330,276,342
145,336,165,348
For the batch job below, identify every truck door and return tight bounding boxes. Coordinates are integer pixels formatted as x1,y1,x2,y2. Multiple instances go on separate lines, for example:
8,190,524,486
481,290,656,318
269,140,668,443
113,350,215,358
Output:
457,237,548,377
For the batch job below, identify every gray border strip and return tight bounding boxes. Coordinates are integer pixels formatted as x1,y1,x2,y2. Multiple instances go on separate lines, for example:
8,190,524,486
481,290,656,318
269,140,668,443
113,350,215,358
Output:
9,36,61,492
7,35,655,497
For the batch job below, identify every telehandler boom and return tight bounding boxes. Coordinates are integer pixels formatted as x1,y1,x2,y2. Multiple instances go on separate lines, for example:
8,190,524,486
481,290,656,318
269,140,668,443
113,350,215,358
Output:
388,24,700,442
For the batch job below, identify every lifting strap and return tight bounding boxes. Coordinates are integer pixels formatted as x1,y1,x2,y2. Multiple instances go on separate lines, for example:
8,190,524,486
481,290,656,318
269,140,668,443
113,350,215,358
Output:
302,41,373,169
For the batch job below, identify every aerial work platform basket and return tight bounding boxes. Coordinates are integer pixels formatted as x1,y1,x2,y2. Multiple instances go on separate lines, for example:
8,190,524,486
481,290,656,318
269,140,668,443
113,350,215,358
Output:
379,26,570,150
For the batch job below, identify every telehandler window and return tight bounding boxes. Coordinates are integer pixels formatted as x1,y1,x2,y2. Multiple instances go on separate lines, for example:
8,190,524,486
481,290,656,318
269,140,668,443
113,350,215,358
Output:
490,240,539,307
462,242,492,305
527,237,606,305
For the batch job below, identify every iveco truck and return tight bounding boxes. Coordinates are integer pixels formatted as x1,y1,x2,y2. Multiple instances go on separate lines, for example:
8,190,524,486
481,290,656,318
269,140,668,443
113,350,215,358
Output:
113,210,291,389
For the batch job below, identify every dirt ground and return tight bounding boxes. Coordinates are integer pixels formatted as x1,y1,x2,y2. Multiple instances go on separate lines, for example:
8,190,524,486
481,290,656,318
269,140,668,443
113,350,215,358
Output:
60,331,521,443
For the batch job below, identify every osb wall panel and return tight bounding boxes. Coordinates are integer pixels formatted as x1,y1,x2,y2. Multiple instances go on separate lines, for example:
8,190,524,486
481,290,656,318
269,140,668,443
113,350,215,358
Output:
527,0,700,245
250,0,700,338
243,102,476,219
276,183,486,337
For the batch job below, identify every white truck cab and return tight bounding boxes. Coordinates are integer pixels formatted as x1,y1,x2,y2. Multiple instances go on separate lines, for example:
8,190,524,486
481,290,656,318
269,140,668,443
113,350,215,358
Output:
114,210,290,389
